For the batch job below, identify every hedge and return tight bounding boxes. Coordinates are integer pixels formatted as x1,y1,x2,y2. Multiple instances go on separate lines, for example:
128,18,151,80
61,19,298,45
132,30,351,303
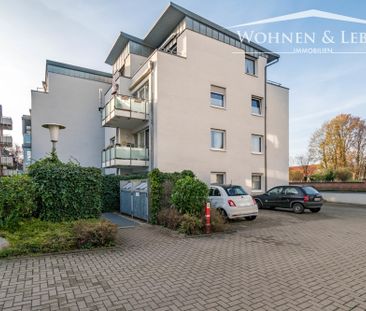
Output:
0,175,37,230
28,155,102,222
148,169,195,223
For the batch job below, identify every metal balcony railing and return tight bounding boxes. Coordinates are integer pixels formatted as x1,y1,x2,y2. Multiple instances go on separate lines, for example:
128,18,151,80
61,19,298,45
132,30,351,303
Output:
0,156,13,166
0,117,12,130
0,135,12,146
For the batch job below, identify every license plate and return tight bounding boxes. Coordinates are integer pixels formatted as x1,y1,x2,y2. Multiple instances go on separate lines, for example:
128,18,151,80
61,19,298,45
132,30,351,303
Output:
314,198,321,201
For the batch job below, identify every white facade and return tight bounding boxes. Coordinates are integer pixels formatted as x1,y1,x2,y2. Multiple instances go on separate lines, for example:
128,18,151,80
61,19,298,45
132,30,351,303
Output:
31,62,112,167
31,3,289,194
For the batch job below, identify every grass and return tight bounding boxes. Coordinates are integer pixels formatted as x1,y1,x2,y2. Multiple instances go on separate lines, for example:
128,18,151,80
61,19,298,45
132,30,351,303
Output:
0,218,117,258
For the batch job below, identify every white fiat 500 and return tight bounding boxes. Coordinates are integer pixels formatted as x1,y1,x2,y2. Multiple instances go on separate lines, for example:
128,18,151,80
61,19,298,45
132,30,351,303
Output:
208,185,258,220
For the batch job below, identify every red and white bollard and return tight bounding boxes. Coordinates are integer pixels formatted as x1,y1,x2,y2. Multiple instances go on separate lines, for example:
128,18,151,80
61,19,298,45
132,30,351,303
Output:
205,202,211,234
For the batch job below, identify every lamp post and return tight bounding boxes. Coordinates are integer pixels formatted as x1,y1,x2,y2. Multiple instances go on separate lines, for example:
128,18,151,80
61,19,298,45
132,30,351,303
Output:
42,123,65,153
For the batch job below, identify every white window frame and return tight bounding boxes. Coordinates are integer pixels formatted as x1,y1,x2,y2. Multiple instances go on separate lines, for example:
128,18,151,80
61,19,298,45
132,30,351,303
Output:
251,134,263,154
210,172,226,184
210,85,226,109
245,57,256,76
210,129,226,151
252,174,262,192
251,96,263,116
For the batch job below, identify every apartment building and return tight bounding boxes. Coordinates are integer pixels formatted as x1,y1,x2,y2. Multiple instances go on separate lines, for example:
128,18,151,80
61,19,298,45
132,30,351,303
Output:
22,114,32,170
0,105,15,176
101,3,289,192
31,60,112,167
31,3,289,193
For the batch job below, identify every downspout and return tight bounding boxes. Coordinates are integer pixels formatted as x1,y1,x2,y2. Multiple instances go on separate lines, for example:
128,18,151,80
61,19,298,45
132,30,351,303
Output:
264,57,279,192
148,60,155,171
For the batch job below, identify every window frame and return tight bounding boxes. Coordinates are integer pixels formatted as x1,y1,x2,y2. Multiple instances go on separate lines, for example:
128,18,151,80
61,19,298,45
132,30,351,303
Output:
251,134,263,154
210,129,226,151
245,57,256,76
210,92,225,108
211,172,226,184
251,96,263,116
251,174,262,192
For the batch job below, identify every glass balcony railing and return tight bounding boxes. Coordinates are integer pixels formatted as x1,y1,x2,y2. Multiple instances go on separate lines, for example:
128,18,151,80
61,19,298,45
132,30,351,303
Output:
102,146,149,167
2,169,17,176
0,136,12,145
101,94,149,126
24,133,31,145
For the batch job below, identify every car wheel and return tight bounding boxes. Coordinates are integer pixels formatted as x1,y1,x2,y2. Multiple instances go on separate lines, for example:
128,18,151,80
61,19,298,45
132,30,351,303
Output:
255,199,263,209
310,208,321,213
218,209,228,222
245,216,257,221
292,203,304,214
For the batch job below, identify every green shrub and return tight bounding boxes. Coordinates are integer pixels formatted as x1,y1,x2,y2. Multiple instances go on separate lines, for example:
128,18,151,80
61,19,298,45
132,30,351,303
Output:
0,219,75,257
157,208,183,230
289,170,303,182
73,219,117,249
0,175,37,230
335,168,353,181
148,169,196,224
0,218,118,257
323,169,336,181
28,156,102,222
209,208,227,233
178,214,203,235
171,176,208,217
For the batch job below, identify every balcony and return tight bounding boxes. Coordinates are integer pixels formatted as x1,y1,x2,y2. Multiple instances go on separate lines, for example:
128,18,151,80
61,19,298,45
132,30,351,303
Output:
2,169,17,176
0,117,12,130
102,146,148,168
23,133,31,148
102,94,149,128
0,135,12,146
0,156,13,167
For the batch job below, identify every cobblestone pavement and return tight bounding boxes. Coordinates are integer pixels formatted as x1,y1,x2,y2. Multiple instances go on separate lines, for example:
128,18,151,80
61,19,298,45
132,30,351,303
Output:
1,204,366,311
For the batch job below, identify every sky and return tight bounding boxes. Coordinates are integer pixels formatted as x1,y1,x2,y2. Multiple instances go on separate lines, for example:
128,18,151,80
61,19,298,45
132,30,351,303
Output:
0,0,366,159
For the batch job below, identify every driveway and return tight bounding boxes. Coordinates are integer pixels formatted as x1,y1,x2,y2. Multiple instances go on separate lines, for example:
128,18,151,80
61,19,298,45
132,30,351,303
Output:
1,204,366,310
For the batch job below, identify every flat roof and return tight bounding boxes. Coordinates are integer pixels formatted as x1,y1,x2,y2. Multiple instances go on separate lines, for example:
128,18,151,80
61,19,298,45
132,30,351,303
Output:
105,2,279,65
46,60,112,78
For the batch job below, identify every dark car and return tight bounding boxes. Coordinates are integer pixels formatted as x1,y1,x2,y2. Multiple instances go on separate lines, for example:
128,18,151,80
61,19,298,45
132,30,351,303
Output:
253,185,323,214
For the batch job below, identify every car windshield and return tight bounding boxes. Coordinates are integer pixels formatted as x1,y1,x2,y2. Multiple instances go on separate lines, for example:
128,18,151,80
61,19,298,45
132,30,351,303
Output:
302,186,319,195
225,186,247,196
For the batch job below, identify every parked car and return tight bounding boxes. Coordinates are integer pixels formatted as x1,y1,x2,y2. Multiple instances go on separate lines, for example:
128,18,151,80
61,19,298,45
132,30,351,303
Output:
208,185,258,220
253,185,323,214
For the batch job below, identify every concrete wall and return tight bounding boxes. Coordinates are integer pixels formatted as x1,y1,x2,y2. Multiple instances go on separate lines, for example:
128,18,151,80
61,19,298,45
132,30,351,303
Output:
321,192,366,205
32,72,111,167
153,29,289,193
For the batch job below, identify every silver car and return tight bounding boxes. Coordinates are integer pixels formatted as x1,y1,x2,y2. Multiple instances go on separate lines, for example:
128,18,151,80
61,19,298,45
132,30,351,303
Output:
209,185,258,220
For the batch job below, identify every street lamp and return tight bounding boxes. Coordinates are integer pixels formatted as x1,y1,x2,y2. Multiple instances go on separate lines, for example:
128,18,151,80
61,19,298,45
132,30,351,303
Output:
42,123,65,153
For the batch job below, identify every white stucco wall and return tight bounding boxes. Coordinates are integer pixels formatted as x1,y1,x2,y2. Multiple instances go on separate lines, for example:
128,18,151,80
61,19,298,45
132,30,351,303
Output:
152,29,289,193
31,72,111,167
321,192,366,205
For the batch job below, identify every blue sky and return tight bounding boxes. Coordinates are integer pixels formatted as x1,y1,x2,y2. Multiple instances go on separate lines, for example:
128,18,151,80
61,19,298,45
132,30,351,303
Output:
1,0,365,159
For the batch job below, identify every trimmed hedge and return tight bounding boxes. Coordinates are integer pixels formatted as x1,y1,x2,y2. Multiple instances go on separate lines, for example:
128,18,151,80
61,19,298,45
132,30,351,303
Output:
28,156,102,222
0,175,37,230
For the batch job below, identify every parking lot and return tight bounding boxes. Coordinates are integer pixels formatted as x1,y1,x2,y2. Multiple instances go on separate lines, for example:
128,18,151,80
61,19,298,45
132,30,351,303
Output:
1,204,366,311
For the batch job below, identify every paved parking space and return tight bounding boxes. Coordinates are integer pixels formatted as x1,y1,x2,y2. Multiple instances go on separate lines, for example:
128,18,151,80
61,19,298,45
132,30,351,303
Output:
1,204,366,310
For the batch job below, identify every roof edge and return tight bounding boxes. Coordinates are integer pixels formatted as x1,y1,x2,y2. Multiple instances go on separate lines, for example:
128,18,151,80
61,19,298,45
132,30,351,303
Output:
46,60,112,78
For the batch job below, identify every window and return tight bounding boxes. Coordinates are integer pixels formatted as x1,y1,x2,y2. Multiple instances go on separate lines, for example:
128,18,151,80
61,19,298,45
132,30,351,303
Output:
251,135,263,153
245,57,256,75
267,187,283,196
225,186,247,196
210,86,225,108
211,129,225,150
284,187,300,195
251,97,262,115
211,172,225,184
209,188,221,197
252,174,262,191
